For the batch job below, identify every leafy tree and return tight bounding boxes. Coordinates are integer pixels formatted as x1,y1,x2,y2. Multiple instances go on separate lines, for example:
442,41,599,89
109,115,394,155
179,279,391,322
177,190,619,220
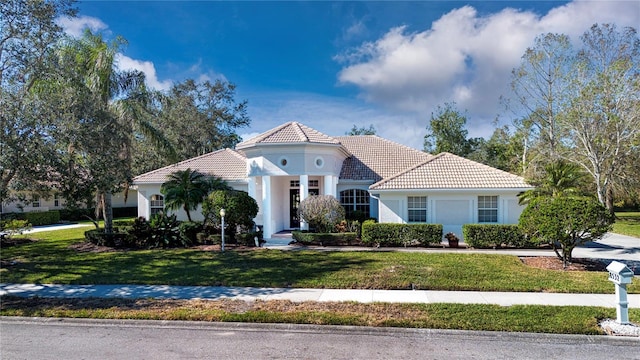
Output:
423,102,481,156
509,33,573,159
563,24,640,214
518,161,586,205
298,195,345,233
510,24,639,214
468,125,526,174
135,79,250,174
160,169,211,222
346,124,377,135
202,190,259,240
0,0,77,201
519,197,612,268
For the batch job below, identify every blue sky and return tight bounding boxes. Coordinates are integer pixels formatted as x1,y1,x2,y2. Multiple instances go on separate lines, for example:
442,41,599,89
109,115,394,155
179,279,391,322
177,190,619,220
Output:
61,1,640,150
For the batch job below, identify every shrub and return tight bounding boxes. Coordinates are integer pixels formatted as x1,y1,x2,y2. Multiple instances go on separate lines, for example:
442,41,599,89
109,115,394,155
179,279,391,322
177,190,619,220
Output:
23,211,60,226
361,223,442,247
298,195,345,233
179,221,203,244
462,224,533,249
519,197,613,267
203,190,259,240
127,217,152,245
84,229,130,247
292,231,358,246
235,231,263,247
147,213,185,248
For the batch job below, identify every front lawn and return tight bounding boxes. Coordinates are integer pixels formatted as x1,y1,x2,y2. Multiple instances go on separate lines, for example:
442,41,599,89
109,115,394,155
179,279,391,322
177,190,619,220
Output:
613,212,640,238
1,227,637,294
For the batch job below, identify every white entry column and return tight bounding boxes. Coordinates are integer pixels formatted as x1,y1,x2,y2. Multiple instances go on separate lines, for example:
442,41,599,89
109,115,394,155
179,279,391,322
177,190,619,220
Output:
262,176,272,238
324,175,337,197
299,174,309,230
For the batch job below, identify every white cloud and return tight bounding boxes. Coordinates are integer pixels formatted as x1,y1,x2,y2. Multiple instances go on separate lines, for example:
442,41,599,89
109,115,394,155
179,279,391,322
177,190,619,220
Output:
115,54,173,91
57,15,108,37
336,0,640,136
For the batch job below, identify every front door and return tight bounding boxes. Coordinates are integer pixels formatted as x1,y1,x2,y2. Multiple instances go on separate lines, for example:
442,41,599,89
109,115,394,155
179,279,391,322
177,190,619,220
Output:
290,188,319,228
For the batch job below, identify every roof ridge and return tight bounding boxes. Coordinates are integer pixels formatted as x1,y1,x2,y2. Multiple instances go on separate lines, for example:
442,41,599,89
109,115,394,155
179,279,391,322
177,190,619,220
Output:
133,148,228,180
370,152,443,189
292,122,310,142
439,152,526,180
227,148,247,161
336,135,430,156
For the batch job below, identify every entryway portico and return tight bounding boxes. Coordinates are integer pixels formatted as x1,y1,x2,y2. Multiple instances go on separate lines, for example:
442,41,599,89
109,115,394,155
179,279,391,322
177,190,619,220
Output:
237,122,348,238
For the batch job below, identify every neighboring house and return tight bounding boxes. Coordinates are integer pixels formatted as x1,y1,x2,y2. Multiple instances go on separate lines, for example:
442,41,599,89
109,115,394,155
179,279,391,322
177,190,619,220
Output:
1,190,137,215
133,122,532,241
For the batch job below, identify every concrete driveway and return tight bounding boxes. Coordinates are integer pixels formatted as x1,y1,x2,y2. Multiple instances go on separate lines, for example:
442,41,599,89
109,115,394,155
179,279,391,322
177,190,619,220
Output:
574,233,640,274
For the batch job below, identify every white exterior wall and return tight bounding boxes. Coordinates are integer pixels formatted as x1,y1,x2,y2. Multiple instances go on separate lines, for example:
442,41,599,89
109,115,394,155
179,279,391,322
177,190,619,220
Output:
135,182,247,222
376,190,526,242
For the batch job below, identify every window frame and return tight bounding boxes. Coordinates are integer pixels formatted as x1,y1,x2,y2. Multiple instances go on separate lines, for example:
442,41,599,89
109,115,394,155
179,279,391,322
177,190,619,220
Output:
407,196,427,223
150,194,164,217
478,195,498,223
339,189,370,218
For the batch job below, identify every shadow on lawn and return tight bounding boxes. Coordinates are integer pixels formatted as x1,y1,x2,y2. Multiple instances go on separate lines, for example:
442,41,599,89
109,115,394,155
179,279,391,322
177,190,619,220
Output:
1,246,376,289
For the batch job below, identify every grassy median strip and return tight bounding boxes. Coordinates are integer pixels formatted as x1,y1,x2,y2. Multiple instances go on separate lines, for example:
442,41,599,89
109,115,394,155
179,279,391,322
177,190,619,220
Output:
2,296,638,335
2,228,637,294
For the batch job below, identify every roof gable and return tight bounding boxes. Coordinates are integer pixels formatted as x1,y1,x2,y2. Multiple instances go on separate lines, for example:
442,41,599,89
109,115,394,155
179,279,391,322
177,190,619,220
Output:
370,152,532,190
236,121,340,149
133,148,247,184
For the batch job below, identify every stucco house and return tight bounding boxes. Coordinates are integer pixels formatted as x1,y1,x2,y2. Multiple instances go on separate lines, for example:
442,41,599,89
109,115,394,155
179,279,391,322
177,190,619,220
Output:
132,122,532,241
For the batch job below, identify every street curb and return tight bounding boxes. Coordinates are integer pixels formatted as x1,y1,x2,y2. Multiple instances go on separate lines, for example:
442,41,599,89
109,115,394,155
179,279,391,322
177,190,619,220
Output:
2,316,638,345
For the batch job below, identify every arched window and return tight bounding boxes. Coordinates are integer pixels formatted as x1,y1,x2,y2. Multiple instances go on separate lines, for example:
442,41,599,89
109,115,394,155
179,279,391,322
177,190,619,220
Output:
150,194,164,217
339,189,370,219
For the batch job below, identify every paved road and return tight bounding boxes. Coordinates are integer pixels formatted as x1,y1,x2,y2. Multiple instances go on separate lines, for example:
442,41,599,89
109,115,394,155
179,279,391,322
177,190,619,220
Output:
2,318,638,360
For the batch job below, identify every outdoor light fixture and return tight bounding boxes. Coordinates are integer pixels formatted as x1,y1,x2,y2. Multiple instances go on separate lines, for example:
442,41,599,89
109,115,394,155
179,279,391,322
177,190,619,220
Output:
220,208,226,252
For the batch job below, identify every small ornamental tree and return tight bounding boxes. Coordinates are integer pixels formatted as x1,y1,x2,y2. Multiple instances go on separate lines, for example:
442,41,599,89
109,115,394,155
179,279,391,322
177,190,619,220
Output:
298,195,345,233
202,190,259,240
519,197,613,268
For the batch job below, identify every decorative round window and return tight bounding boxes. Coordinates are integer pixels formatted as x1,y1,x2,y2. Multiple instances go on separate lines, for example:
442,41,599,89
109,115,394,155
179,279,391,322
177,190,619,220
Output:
279,157,288,167
315,157,324,168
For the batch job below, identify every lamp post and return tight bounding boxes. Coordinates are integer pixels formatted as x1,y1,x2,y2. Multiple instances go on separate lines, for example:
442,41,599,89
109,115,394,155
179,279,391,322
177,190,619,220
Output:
220,208,225,252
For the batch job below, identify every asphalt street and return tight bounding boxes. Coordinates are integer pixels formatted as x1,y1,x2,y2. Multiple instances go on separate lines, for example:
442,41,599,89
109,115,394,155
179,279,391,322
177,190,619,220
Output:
2,317,639,360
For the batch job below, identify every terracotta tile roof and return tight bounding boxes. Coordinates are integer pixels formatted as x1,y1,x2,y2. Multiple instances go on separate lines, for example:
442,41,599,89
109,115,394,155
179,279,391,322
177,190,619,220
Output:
132,148,247,184
236,121,340,149
370,152,532,190
336,136,434,182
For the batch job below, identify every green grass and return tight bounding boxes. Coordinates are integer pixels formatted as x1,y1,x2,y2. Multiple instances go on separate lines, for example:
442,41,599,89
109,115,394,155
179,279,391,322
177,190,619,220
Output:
613,212,640,238
2,227,637,294
1,296,638,335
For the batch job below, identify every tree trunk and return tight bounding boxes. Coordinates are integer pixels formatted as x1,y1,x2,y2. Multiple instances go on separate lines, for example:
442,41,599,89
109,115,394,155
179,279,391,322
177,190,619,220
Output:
605,186,615,217
184,205,192,222
103,191,113,235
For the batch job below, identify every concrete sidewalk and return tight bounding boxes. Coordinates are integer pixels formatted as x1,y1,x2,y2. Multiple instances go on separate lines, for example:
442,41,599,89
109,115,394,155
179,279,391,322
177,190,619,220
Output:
1,283,638,308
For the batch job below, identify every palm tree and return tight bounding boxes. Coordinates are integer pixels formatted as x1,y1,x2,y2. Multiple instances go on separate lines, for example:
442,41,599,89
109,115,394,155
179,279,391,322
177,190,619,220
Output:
518,160,586,205
57,30,174,234
160,169,212,222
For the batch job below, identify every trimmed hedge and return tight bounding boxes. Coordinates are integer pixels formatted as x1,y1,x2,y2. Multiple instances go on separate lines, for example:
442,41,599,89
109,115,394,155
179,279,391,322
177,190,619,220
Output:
361,223,442,247
292,231,358,246
462,224,535,248
23,211,60,226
